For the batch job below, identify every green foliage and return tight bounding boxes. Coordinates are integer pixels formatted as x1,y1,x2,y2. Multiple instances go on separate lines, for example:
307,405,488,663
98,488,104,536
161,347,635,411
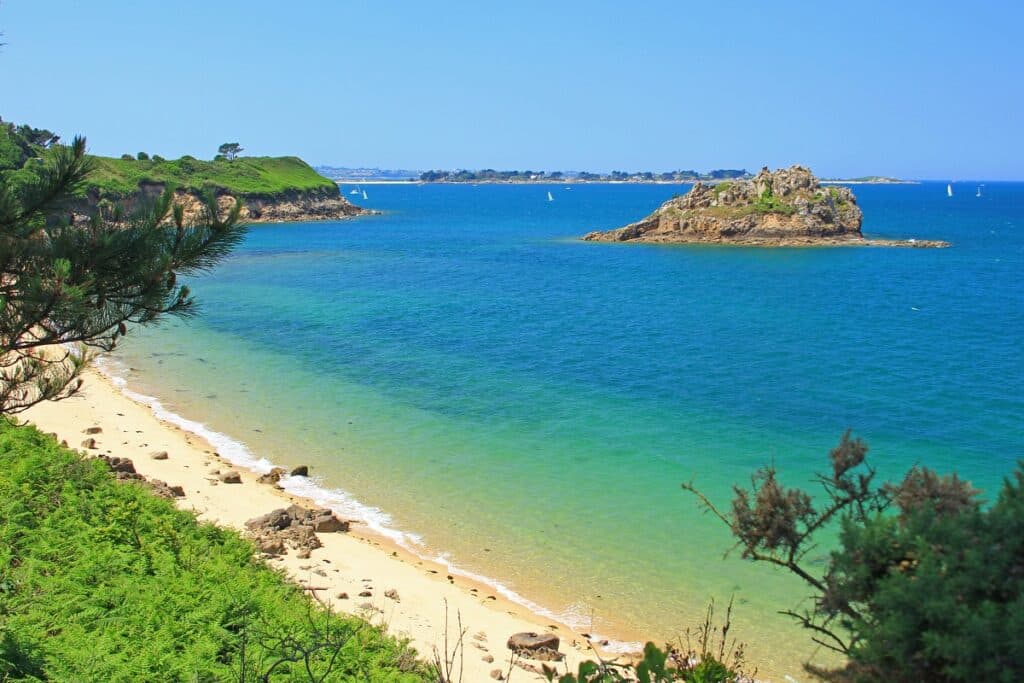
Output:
0,420,429,681
684,433,1024,683
218,142,243,161
1,134,247,414
751,185,797,215
86,154,337,199
540,600,750,683
136,151,149,161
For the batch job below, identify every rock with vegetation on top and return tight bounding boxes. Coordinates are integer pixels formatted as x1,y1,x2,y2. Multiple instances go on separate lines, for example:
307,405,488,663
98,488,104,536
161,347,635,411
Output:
583,165,949,247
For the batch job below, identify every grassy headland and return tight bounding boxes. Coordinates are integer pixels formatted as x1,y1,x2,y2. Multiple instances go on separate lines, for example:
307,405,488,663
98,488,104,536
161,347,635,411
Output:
0,419,429,681
86,155,339,199
1,120,356,224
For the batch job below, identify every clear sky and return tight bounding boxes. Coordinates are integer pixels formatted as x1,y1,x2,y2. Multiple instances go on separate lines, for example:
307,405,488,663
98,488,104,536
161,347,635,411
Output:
1,1,1022,178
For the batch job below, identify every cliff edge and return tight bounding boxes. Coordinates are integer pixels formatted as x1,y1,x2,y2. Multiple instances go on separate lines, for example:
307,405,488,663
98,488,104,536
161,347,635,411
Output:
583,165,948,247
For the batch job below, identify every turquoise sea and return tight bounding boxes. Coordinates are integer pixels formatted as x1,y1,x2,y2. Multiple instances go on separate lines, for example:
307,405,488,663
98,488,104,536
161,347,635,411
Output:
110,182,1023,679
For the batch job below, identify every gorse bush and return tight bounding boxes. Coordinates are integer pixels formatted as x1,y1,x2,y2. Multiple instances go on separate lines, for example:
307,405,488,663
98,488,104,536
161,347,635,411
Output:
0,420,429,681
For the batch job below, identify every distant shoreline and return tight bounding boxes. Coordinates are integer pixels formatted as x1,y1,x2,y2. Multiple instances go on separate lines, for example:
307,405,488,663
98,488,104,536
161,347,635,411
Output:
336,178,920,186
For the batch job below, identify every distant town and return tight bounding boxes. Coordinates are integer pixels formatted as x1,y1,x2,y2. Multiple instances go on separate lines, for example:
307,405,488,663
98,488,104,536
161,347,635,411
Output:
315,167,913,184
315,166,752,183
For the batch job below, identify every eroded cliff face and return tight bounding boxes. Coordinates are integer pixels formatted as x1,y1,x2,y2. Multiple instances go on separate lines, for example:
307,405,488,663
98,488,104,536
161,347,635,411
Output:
167,187,368,224
583,166,947,247
75,184,369,226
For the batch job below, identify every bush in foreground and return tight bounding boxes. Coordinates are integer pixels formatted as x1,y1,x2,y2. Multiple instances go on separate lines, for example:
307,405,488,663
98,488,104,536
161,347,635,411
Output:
0,420,428,681
684,432,1024,683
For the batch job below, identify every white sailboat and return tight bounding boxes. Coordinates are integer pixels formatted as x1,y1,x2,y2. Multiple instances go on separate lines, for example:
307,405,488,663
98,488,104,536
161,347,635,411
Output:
349,187,361,195
547,191,554,202
976,185,982,197
362,190,368,200
947,183,953,197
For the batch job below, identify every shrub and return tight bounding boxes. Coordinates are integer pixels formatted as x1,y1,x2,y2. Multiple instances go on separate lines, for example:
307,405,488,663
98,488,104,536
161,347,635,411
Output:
684,432,1024,683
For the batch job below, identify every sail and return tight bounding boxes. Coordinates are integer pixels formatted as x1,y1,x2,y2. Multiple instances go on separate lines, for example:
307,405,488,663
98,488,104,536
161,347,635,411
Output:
547,191,554,202
947,184,953,197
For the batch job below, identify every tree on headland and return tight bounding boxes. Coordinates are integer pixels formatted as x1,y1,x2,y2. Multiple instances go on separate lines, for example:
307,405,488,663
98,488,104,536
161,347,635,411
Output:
683,432,1024,682
218,142,243,161
0,126,246,415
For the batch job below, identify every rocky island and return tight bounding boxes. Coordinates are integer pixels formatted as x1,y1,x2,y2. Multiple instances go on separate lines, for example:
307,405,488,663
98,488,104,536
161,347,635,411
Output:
583,165,949,247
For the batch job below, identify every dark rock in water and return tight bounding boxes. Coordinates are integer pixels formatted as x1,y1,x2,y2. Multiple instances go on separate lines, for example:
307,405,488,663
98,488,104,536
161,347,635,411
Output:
290,465,309,477
506,632,562,661
218,471,242,484
583,165,949,248
257,467,286,484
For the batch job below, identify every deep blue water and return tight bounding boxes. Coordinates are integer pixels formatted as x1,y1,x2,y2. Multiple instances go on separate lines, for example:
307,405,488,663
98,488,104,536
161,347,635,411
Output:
116,181,1024,678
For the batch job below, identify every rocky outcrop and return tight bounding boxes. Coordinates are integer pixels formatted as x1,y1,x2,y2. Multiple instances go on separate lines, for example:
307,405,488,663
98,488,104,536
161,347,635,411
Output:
245,505,350,557
74,184,371,227
583,166,949,247
506,632,563,661
168,187,370,225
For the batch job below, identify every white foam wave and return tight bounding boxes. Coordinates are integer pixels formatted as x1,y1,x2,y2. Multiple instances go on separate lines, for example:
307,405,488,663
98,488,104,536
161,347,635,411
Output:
93,356,643,655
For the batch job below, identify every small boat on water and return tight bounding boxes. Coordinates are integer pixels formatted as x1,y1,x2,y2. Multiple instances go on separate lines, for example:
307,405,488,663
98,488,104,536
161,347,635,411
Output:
547,191,554,202
362,190,368,200
976,185,982,197
947,183,953,197
349,186,361,195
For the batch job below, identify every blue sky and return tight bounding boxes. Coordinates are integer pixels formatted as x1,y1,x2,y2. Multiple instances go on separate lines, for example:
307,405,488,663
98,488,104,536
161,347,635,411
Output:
1,1,1021,178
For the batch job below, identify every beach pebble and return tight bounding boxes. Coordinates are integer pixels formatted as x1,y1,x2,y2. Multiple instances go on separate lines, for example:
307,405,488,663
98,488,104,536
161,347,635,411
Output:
336,592,349,600
482,654,494,663
150,451,169,460
490,670,504,680
81,438,97,449
218,471,242,484
290,465,309,477
384,589,400,602
83,426,103,434
359,590,372,597
296,549,311,559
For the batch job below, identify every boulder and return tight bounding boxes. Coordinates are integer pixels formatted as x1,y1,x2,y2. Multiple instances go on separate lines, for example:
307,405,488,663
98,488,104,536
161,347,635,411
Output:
218,471,242,484
257,467,286,485
150,451,169,460
83,426,103,434
81,438,97,449
246,509,293,531
290,465,309,477
148,479,186,498
507,632,560,653
311,513,349,533
102,456,136,474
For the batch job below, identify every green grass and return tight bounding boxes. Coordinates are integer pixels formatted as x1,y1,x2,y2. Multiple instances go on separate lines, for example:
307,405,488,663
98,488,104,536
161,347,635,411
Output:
0,419,430,682
85,155,339,199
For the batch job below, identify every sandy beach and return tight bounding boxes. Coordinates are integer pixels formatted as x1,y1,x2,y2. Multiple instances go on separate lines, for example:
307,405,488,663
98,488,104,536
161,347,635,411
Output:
23,368,605,681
